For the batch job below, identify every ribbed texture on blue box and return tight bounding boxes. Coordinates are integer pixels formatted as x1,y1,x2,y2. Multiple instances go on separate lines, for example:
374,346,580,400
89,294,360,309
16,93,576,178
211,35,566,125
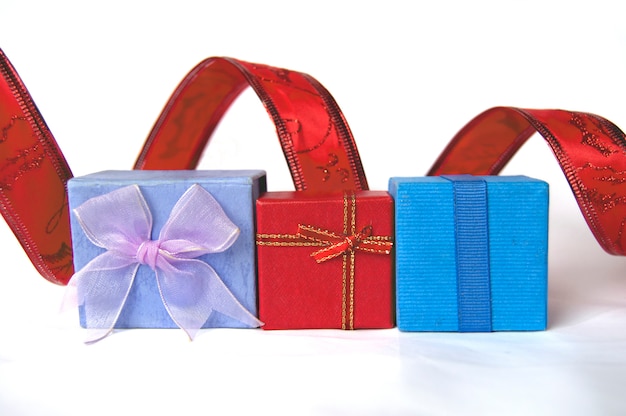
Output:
388,176,548,332
68,170,266,329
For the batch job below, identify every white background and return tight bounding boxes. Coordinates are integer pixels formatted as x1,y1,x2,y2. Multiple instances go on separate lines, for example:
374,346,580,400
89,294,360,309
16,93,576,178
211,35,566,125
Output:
1,1,626,415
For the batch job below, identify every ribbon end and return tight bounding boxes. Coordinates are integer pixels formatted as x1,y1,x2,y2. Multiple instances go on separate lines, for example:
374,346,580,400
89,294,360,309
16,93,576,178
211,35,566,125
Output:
83,328,115,345
59,285,78,314
182,326,199,341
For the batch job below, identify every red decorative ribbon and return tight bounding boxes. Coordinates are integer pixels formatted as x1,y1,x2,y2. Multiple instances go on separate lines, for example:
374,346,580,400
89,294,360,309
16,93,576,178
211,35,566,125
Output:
0,49,74,284
428,107,626,256
134,57,368,193
0,49,368,284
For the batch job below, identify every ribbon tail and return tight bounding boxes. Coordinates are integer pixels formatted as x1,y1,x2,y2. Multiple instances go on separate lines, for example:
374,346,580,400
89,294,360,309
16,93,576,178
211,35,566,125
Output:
311,242,348,263
63,252,139,344
157,259,262,340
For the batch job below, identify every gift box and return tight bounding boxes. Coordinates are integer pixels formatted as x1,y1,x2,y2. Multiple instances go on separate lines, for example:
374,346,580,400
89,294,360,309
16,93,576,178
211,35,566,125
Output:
67,170,266,332
256,191,394,329
388,175,548,332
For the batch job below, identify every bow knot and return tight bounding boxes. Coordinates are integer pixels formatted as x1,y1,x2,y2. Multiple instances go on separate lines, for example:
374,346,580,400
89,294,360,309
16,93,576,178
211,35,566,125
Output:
350,224,373,247
64,184,262,343
136,239,162,270
340,225,373,252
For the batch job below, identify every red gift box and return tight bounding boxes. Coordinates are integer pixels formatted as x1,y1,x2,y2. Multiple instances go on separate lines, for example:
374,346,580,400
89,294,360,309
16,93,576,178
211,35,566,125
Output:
256,191,394,330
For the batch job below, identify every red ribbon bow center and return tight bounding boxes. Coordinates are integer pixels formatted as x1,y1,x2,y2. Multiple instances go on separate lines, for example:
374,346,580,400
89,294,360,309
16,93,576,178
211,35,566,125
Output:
342,225,373,251
297,224,390,263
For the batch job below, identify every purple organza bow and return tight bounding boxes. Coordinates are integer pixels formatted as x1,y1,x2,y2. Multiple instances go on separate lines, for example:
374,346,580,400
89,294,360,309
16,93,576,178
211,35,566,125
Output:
64,184,262,343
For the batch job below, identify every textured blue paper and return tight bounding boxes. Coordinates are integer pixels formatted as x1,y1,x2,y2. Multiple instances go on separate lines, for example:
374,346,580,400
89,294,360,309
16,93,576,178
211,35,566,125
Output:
388,176,549,332
68,170,266,329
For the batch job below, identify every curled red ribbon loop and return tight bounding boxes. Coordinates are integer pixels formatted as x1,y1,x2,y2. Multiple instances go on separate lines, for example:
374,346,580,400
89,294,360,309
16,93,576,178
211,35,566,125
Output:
0,49,74,284
429,106,626,256
298,224,392,263
0,49,368,285
134,57,368,193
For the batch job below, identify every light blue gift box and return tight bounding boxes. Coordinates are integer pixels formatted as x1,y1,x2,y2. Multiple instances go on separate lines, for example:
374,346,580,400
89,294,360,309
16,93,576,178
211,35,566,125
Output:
68,170,266,329
388,175,548,332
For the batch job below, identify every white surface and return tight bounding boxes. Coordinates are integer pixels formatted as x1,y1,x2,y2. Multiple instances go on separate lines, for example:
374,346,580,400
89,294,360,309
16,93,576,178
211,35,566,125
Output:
1,1,626,415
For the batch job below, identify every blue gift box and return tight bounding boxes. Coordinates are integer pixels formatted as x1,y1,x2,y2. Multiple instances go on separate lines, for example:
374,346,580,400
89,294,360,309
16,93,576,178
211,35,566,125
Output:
388,175,549,332
68,170,266,329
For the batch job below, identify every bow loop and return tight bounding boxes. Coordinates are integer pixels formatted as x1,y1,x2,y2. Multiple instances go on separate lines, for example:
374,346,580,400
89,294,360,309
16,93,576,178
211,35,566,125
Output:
159,184,240,253
73,185,152,255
